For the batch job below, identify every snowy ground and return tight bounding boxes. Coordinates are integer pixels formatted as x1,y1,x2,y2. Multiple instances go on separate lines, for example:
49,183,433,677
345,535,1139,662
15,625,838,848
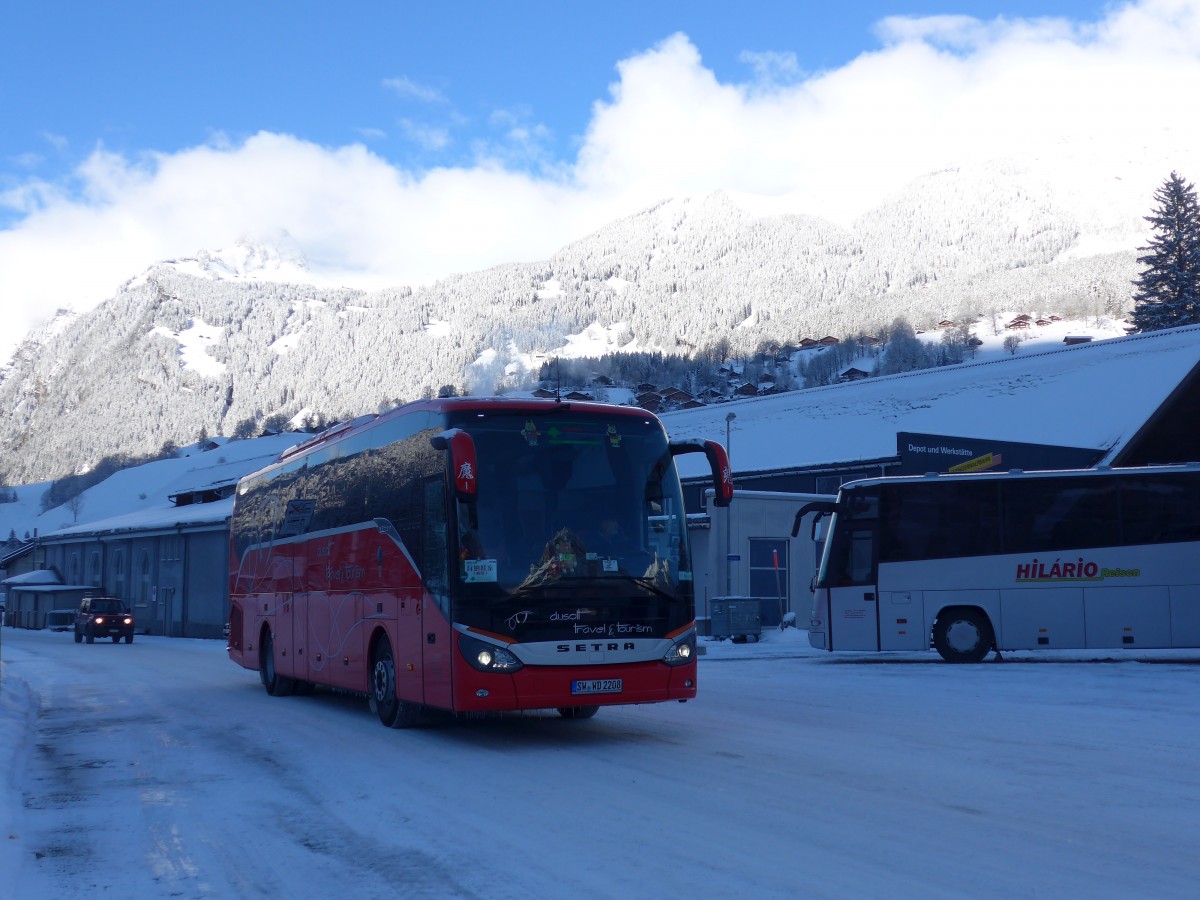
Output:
1,626,1198,898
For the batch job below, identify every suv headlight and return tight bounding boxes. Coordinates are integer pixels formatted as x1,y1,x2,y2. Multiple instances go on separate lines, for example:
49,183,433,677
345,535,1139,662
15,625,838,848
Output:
662,630,696,667
459,633,523,673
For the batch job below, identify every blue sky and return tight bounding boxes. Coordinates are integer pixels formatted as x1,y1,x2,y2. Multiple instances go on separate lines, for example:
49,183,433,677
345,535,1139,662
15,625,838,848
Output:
4,1,1110,190
2,0,1199,363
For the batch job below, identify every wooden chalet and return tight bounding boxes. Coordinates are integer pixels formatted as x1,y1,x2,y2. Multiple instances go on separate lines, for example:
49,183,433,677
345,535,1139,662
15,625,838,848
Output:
636,397,662,413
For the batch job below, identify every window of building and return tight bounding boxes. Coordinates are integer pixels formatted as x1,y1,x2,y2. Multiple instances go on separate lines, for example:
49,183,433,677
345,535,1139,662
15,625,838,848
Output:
748,538,788,605
139,550,152,604
113,549,126,596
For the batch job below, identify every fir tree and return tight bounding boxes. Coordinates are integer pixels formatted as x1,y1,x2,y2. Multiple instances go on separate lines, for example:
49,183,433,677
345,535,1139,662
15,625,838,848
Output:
1130,172,1200,332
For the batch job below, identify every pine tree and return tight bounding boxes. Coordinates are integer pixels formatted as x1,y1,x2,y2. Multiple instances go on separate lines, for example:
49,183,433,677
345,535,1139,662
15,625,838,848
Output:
1130,172,1200,332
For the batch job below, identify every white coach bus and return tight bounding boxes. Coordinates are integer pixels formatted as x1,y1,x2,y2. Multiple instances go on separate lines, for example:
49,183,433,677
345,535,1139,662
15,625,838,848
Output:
797,464,1200,662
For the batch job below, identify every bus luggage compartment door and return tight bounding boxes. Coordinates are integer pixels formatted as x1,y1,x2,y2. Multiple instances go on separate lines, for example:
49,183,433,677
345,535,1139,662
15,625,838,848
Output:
880,591,926,650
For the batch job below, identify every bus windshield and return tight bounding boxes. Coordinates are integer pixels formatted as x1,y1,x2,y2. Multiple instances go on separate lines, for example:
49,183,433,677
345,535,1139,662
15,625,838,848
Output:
448,410,691,641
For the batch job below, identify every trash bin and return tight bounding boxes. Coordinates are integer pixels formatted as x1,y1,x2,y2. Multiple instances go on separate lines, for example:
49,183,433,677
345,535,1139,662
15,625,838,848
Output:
709,597,762,642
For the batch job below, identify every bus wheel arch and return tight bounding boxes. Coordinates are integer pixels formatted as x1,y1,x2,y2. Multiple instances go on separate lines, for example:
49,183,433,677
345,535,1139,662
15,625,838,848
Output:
259,624,296,696
368,629,422,729
932,606,994,663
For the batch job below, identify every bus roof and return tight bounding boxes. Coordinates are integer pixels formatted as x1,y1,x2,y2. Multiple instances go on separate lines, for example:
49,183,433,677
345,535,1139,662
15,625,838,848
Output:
269,396,659,467
837,462,1200,493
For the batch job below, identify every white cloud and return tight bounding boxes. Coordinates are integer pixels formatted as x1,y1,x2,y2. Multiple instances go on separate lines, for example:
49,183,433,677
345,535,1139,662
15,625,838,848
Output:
382,76,446,104
3,1,1200,364
739,49,802,83
398,119,453,151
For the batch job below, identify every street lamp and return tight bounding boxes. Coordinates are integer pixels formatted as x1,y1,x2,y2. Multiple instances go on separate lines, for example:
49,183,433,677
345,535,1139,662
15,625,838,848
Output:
724,412,736,596
725,412,735,468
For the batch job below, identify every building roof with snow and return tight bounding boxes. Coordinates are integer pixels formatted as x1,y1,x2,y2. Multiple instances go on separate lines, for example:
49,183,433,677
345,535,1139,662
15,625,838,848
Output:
665,324,1200,485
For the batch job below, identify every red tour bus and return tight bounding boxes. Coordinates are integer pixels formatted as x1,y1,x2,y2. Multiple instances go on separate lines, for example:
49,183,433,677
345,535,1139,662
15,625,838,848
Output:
228,397,732,726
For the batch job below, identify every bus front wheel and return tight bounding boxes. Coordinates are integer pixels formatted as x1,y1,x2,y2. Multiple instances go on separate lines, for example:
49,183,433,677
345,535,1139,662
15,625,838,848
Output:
260,628,295,696
369,635,421,728
933,608,994,663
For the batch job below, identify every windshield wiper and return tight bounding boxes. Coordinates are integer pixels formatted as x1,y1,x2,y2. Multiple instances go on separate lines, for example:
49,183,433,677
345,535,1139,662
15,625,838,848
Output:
607,574,677,601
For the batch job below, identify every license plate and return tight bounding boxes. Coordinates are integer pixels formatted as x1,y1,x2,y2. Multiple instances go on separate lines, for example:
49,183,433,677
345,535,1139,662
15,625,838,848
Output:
571,678,622,695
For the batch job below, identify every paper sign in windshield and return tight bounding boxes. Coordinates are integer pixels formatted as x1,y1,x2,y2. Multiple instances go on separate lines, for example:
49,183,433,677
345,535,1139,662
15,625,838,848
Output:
463,559,498,583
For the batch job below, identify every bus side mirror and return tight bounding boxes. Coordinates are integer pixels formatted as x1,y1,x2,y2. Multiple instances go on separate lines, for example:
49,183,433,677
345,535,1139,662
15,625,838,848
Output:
670,439,733,508
430,429,478,503
791,501,835,537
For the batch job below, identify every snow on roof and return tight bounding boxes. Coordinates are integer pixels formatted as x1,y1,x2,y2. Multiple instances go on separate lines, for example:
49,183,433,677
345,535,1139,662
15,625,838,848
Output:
665,325,1200,478
1,569,60,586
45,497,235,539
1,433,307,543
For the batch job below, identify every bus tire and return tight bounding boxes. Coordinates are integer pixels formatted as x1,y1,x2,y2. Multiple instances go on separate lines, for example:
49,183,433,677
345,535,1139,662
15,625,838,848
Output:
369,635,421,728
259,628,295,696
558,706,599,720
933,607,994,663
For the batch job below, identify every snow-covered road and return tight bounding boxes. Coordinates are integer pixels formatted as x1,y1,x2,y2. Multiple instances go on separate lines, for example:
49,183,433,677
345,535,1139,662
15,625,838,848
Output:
2,627,1197,898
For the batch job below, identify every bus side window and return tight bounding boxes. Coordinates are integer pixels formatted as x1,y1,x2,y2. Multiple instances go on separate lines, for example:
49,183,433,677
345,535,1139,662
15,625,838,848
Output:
829,525,876,586
847,529,875,584
1004,478,1118,553
1121,474,1200,544
424,478,450,618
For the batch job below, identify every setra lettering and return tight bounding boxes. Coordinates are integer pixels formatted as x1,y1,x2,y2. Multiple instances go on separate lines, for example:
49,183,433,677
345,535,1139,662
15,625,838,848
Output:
556,642,637,653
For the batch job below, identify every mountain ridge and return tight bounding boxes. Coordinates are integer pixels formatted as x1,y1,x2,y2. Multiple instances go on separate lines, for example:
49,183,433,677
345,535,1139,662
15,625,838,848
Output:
0,160,1143,485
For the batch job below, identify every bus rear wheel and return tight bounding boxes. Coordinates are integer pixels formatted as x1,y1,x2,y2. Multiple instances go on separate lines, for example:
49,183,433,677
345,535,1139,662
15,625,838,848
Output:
557,706,599,720
369,635,421,728
933,608,993,663
260,628,295,696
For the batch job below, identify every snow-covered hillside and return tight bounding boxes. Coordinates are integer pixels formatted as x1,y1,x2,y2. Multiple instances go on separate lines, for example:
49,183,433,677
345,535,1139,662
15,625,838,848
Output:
0,160,1151,484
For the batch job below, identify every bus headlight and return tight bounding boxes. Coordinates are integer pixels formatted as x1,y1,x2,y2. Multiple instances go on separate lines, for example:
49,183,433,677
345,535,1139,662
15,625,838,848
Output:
459,634,523,673
662,631,696,667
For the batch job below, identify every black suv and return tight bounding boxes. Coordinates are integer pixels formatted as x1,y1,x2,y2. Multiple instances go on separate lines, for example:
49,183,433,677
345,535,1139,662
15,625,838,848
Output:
75,596,135,644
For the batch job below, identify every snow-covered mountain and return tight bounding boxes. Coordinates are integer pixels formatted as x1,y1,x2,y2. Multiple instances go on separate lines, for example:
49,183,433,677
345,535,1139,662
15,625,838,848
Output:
0,160,1145,485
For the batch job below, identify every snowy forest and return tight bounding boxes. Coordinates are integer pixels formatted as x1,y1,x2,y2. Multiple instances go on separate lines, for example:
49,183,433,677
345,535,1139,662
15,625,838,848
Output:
0,161,1149,485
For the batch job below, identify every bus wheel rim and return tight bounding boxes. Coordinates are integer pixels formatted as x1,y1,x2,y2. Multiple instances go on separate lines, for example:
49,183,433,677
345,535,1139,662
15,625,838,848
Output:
946,619,981,653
